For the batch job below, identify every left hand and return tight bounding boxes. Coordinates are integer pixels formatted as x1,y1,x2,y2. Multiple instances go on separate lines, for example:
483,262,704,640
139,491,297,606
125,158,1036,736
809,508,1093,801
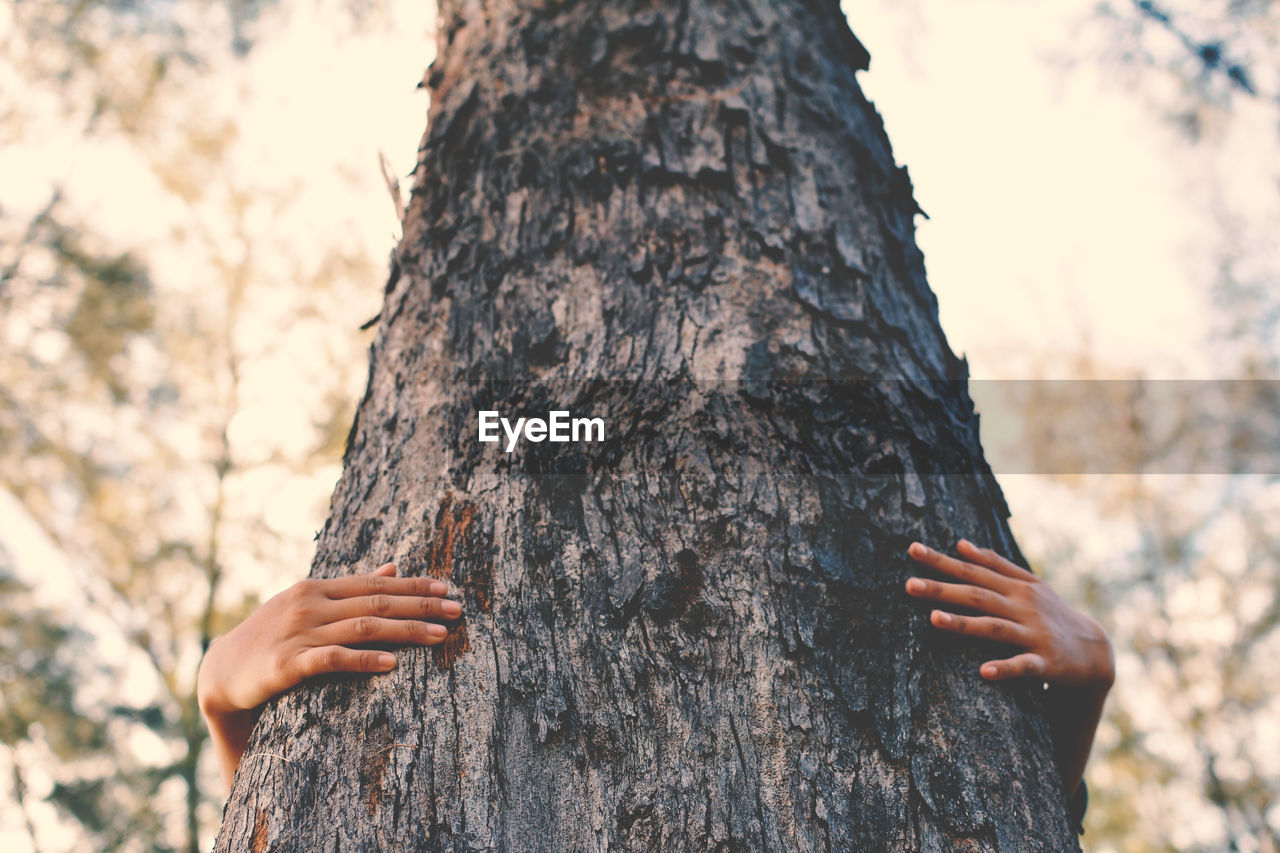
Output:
904,539,1114,689
198,562,463,789
198,563,461,719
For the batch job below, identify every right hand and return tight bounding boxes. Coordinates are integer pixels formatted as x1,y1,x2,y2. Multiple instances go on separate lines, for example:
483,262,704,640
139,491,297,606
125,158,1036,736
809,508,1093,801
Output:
904,540,1114,689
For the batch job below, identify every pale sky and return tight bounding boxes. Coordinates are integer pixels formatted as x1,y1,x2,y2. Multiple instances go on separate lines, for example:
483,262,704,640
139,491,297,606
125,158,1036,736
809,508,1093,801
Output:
849,0,1239,380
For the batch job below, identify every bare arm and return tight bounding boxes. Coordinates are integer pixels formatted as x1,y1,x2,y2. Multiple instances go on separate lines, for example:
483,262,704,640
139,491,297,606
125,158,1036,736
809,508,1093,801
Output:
904,539,1114,802
197,563,463,789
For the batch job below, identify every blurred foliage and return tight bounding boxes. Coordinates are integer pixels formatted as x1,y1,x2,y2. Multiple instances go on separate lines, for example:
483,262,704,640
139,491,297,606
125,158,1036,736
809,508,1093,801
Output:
0,552,180,851
0,563,110,758
1,0,390,849
57,224,157,400
1014,6,1280,847
1015,423,1280,850
997,198,1280,850
1091,0,1279,141
1002,246,1280,848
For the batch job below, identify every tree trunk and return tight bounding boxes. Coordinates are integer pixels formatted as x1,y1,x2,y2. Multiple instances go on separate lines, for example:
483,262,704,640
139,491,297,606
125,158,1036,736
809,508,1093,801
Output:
214,1,1081,850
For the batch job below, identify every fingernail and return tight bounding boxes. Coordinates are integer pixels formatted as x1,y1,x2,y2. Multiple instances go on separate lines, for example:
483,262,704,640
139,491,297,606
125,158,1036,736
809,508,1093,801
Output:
378,654,396,669
431,581,449,595
443,600,462,617
913,543,931,555
906,578,925,593
981,664,998,677
429,624,448,637
933,611,950,625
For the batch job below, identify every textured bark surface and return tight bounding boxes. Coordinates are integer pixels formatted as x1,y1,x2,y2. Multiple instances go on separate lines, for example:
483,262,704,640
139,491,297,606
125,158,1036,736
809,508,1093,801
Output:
215,1,1081,850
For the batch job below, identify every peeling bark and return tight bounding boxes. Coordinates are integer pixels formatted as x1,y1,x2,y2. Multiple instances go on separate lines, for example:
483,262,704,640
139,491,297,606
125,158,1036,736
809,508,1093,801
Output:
215,1,1081,850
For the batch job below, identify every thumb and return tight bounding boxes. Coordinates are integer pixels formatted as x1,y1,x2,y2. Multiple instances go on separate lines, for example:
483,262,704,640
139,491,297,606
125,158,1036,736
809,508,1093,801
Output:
372,563,397,577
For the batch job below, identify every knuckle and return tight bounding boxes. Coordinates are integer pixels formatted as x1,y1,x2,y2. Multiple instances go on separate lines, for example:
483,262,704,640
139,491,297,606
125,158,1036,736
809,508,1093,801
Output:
281,605,307,633
297,602,322,627
355,616,378,638
323,647,342,671
273,651,298,681
370,594,392,615
364,575,385,595
285,581,311,604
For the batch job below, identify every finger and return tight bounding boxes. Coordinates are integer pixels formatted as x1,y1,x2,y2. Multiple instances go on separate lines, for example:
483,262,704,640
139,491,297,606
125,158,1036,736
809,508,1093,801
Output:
317,615,450,646
907,542,1012,592
904,576,1014,618
980,652,1047,681
293,646,398,679
320,573,452,600
929,610,1029,644
324,592,463,623
372,563,397,577
956,540,1035,580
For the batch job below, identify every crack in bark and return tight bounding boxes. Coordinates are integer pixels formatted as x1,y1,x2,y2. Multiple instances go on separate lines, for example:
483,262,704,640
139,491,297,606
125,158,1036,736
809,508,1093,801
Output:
728,709,769,852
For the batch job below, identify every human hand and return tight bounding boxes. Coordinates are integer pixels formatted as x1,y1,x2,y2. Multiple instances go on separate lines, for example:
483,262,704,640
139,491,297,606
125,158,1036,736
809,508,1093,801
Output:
904,539,1114,690
198,563,462,717
197,563,462,787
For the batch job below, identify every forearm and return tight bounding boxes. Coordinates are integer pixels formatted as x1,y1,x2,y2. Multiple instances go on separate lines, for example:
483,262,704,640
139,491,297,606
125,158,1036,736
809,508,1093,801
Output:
1043,680,1110,798
197,636,260,789
202,705,262,790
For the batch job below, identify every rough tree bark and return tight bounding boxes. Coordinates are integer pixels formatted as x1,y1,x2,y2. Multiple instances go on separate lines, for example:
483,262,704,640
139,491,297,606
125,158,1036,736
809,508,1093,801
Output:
215,0,1081,850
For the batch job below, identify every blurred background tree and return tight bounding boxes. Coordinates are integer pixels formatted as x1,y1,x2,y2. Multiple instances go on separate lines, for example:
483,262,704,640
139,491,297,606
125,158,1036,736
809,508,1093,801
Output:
1,0,1277,850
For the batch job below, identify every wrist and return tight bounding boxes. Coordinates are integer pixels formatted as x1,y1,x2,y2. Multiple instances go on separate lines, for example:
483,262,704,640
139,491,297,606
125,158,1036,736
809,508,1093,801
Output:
199,695,261,789
1086,617,1116,691
197,646,245,721
1056,616,1114,694
199,693,252,725
199,693,262,754
1046,634,1113,706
